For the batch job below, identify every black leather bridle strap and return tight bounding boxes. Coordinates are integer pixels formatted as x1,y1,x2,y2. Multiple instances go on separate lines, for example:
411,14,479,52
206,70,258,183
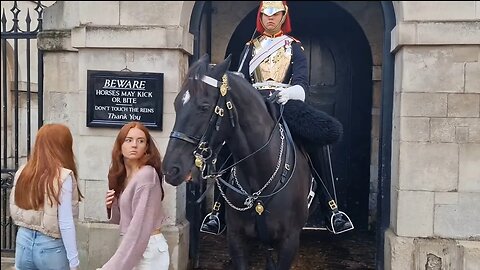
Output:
170,131,200,145
169,73,239,179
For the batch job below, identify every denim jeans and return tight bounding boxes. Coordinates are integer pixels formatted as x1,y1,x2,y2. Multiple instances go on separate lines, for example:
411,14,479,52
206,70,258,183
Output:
15,226,69,270
134,233,169,270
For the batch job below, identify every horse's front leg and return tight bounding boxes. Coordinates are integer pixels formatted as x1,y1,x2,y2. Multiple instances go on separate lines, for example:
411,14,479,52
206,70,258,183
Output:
276,231,301,270
227,230,249,270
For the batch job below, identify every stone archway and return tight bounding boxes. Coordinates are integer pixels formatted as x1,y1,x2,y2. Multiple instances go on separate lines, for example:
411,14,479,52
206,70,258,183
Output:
188,1,397,269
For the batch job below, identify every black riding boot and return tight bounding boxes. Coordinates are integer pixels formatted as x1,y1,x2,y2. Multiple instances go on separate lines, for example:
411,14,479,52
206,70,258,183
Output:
308,145,354,234
323,198,354,234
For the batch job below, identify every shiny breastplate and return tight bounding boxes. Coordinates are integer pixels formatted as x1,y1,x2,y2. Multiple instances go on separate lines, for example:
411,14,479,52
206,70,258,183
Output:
251,35,292,84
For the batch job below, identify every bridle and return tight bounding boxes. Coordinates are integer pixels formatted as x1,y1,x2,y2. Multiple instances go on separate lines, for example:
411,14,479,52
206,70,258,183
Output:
169,74,236,175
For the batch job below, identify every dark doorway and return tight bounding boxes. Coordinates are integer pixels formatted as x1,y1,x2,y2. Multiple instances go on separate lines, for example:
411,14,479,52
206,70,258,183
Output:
227,1,372,231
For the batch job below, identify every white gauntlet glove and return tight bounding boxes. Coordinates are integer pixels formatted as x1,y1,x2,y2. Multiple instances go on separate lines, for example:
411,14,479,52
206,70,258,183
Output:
276,85,305,105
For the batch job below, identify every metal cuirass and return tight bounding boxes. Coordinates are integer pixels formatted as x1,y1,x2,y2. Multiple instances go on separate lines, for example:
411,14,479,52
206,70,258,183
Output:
251,35,292,85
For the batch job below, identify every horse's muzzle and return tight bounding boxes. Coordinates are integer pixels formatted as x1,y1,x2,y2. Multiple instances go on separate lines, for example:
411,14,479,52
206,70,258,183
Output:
163,166,194,186
163,166,182,186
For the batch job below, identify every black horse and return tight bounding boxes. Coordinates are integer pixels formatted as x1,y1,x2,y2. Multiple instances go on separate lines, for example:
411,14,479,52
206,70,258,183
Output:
163,55,316,270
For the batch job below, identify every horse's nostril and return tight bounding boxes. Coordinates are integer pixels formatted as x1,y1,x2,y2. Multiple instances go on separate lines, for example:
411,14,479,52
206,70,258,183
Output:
164,166,183,186
167,167,179,176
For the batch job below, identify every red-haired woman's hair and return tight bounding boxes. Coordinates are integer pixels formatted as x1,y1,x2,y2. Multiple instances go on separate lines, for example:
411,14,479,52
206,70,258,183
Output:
15,123,83,209
256,1,292,34
108,121,164,200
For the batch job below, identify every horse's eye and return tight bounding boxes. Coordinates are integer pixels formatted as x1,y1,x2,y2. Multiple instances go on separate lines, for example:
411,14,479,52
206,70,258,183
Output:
199,104,211,112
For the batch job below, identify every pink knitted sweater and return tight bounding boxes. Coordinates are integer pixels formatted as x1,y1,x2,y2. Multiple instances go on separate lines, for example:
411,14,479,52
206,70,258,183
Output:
102,165,165,270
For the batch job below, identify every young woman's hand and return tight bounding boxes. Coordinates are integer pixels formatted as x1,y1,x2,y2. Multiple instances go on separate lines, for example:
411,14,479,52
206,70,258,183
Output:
105,189,116,209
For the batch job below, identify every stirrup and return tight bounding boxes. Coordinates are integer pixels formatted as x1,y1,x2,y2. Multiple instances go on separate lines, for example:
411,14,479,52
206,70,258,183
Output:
200,212,226,235
327,211,354,234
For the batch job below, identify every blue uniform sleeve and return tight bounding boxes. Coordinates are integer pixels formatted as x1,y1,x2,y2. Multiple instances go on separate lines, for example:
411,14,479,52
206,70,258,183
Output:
290,41,309,93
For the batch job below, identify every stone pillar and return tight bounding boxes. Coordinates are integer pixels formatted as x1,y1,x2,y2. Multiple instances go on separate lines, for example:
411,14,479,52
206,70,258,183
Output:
387,1,480,269
38,2,194,269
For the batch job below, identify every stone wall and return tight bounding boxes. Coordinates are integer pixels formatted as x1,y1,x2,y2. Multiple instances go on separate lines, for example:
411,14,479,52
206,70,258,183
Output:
4,1,479,270
38,2,194,269
387,1,480,269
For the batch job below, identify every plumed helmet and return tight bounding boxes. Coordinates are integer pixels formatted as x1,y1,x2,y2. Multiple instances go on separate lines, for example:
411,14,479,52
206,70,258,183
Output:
256,1,292,34
261,1,286,16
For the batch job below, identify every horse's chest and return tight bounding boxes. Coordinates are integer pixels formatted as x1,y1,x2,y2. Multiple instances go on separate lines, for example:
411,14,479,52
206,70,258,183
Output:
229,210,285,238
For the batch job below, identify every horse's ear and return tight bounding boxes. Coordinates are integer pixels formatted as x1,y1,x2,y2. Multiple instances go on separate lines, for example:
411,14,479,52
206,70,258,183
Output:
211,54,232,79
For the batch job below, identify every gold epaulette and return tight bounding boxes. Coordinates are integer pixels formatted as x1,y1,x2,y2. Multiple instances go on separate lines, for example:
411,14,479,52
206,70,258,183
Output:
246,37,258,46
247,35,261,46
287,35,301,44
287,35,304,50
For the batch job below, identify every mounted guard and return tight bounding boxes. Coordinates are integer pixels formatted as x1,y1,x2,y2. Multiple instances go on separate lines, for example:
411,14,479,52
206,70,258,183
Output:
201,0,354,236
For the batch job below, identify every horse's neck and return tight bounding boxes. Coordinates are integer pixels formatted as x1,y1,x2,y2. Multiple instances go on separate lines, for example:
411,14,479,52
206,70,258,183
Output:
226,79,282,187
227,78,275,157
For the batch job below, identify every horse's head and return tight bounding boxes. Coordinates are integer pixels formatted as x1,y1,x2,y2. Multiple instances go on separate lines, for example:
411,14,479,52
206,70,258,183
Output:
163,54,234,186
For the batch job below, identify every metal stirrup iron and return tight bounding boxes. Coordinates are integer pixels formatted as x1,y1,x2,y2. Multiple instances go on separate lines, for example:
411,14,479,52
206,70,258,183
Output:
326,146,354,234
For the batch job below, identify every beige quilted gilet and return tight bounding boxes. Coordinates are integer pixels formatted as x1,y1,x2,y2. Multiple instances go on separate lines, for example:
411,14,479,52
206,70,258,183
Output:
10,165,80,238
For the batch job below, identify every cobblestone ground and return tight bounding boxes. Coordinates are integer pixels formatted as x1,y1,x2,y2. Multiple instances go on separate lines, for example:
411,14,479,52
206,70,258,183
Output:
195,230,375,270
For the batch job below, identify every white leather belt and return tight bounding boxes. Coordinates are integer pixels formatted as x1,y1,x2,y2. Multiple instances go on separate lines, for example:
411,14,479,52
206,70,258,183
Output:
252,81,290,90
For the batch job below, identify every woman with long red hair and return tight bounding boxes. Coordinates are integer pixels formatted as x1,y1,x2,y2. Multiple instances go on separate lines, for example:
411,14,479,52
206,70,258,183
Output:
99,121,168,270
10,123,83,270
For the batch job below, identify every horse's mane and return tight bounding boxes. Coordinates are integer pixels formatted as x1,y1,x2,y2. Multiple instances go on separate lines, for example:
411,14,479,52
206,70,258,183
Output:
182,57,268,115
226,71,268,108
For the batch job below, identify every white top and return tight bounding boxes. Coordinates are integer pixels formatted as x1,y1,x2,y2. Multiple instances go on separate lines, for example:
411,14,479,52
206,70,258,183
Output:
58,175,80,269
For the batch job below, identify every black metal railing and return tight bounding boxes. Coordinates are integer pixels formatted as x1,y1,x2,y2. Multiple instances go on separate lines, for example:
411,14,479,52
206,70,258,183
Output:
1,171,15,252
1,0,44,253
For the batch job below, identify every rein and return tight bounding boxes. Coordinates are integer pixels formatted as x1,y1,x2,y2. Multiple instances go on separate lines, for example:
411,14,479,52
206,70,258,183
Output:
217,118,298,212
